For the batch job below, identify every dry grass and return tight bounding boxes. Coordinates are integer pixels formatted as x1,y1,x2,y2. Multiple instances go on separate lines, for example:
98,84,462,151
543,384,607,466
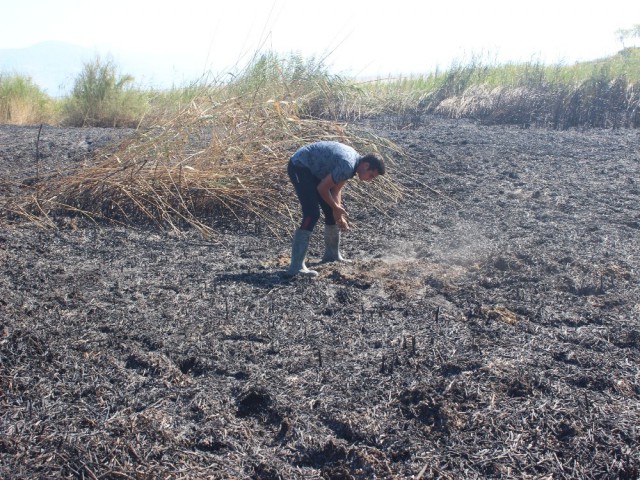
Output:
8,94,404,237
434,76,640,128
1,98,48,125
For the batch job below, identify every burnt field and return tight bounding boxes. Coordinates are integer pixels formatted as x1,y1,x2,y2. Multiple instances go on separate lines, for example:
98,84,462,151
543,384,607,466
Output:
1,118,639,479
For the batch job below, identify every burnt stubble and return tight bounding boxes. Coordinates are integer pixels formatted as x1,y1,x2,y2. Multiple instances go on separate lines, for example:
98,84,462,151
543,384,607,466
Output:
1,118,638,479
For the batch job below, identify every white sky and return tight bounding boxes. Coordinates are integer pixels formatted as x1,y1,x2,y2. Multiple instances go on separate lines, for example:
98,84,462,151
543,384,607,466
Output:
2,0,639,82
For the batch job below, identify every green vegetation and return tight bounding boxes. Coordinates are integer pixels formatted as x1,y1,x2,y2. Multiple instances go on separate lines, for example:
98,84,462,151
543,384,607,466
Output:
61,56,149,128
2,46,640,129
356,47,640,128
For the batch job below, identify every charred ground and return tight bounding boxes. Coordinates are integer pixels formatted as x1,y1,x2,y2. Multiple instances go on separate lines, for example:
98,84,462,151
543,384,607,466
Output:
1,118,639,479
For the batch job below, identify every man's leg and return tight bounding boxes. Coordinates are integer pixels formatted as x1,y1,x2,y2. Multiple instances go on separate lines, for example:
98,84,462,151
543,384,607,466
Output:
286,162,320,276
318,196,335,226
317,195,347,262
288,162,321,231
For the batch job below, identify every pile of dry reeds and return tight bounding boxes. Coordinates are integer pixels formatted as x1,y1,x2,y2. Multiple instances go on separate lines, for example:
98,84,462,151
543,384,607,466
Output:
8,93,404,237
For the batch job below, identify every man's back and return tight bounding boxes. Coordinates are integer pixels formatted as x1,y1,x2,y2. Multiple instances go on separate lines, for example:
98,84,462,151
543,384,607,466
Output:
290,141,359,183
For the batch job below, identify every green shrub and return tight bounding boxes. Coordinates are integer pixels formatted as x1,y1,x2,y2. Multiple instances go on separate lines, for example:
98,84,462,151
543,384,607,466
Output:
62,56,148,127
223,52,349,119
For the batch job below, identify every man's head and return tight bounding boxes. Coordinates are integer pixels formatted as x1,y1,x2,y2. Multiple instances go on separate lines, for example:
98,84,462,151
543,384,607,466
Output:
356,153,385,181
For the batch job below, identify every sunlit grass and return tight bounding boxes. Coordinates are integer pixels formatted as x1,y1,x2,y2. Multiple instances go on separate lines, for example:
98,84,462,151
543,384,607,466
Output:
356,48,640,128
0,73,57,124
60,56,150,128
3,48,639,129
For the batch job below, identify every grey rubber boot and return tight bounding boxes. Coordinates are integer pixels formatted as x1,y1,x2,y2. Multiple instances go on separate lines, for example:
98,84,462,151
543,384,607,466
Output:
321,224,350,263
285,229,318,277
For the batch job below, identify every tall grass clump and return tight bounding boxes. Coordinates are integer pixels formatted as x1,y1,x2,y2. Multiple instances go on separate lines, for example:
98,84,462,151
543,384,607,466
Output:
0,73,55,124
62,56,149,128
344,58,553,127
141,80,213,126
431,49,640,128
224,52,373,121
359,48,640,129
11,52,403,236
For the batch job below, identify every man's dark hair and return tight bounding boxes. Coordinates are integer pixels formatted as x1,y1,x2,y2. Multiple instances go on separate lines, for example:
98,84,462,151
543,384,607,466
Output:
360,153,385,175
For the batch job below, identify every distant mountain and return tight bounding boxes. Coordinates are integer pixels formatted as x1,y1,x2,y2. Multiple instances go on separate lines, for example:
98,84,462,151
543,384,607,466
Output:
0,41,208,97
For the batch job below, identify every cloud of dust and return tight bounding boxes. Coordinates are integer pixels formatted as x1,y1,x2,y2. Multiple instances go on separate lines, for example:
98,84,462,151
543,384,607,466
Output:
379,220,497,270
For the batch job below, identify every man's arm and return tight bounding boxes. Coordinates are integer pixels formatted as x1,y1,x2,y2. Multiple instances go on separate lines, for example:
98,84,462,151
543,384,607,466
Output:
317,174,349,228
332,180,347,207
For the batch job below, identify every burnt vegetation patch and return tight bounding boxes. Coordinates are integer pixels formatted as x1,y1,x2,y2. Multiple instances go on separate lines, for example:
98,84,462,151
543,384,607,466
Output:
1,117,639,478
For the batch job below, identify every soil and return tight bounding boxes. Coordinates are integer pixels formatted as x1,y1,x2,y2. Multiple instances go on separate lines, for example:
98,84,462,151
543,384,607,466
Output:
1,119,639,479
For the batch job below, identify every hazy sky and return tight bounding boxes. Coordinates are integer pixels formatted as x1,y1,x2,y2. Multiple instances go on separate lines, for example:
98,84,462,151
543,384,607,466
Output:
2,0,639,81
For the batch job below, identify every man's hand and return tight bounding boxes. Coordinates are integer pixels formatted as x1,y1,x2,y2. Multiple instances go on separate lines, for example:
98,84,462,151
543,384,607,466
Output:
334,207,349,230
333,204,347,219
336,217,349,230
318,175,350,230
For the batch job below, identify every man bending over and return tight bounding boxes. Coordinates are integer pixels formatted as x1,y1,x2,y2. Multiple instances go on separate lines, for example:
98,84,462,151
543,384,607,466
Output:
285,140,385,277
